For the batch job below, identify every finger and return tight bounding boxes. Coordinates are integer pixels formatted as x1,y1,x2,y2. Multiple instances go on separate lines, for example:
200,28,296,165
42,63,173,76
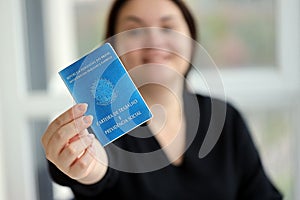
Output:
69,128,90,143
86,139,108,166
61,128,90,154
58,134,95,170
45,115,93,161
41,103,88,148
68,146,97,180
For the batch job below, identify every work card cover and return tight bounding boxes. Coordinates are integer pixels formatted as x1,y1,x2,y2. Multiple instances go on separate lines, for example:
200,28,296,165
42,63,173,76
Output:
59,43,152,146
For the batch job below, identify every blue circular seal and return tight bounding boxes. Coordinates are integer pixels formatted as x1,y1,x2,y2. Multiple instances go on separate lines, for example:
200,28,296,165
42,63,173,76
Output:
91,78,117,105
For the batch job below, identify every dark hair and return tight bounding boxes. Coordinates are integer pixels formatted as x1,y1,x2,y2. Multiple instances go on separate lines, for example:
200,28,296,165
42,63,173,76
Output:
104,0,198,41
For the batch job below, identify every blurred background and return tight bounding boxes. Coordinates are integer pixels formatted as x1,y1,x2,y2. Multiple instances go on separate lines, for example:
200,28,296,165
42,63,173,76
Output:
0,0,299,199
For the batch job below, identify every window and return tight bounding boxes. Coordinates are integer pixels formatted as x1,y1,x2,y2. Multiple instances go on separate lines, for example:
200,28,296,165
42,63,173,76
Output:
188,0,276,68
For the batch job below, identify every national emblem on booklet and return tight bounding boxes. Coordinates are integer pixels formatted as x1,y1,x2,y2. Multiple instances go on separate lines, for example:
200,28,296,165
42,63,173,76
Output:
59,43,152,146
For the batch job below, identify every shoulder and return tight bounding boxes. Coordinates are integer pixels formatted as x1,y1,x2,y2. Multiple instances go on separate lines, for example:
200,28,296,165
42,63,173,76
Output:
192,92,251,146
193,92,245,123
192,92,258,163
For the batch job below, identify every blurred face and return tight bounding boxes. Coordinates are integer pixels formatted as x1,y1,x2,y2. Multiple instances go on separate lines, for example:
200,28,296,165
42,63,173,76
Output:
114,0,193,85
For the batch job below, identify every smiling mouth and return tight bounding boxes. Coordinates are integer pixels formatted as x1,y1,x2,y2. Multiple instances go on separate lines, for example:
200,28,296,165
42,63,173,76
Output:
143,57,167,64
142,49,171,64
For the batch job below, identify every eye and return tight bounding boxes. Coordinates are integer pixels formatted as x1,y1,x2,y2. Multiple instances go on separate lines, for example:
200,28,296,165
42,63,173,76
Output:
127,28,144,36
161,26,174,33
162,28,171,33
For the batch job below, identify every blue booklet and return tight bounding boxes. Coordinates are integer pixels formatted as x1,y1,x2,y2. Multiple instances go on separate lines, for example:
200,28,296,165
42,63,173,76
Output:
59,43,152,146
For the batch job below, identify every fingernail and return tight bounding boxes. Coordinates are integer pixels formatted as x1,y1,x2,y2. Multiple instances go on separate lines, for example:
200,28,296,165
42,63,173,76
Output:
77,103,88,112
87,134,95,139
83,115,93,124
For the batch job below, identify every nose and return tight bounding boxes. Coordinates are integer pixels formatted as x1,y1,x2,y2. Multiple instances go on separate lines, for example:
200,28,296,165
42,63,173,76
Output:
143,28,167,50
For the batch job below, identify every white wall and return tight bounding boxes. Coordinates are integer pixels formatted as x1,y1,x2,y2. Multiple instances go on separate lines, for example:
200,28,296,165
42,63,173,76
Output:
0,101,6,200
0,0,37,199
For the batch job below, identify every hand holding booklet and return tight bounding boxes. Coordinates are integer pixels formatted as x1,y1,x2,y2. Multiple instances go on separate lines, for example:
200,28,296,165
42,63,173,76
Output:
59,43,152,146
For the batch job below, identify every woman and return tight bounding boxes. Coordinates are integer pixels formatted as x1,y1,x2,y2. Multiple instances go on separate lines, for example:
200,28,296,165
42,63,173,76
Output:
42,0,282,199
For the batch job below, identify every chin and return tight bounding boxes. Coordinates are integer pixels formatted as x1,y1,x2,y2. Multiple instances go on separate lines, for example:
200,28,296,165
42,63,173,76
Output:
130,66,180,86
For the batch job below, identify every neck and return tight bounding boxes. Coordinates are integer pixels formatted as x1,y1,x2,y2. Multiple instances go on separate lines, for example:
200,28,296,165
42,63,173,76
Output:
140,82,187,166
140,80,185,109
140,80,185,132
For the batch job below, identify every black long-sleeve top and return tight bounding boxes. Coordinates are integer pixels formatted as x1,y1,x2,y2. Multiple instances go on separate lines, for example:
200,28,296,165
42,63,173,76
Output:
48,90,283,199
